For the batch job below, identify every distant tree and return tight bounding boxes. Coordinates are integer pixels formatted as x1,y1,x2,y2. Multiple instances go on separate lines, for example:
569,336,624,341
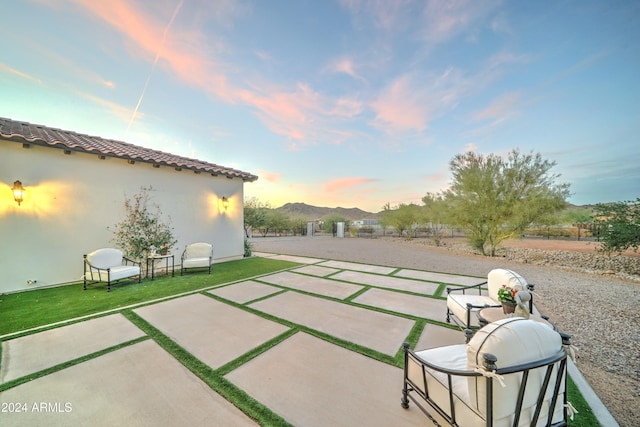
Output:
262,210,290,237
444,149,570,256
562,207,594,240
322,214,348,234
385,203,421,238
289,216,308,236
594,198,640,254
421,192,450,246
379,203,392,235
244,197,270,237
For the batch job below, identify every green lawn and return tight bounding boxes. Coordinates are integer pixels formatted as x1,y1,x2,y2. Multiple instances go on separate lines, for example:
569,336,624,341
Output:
0,257,298,336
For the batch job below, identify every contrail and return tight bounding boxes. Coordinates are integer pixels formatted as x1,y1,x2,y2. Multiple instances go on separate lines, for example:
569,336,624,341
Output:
127,0,184,132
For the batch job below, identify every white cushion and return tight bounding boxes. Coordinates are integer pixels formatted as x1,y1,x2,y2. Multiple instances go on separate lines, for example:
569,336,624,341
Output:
447,294,497,328
109,265,140,281
466,318,564,425
410,345,484,426
183,243,213,260
183,257,211,268
86,248,123,269
487,269,528,302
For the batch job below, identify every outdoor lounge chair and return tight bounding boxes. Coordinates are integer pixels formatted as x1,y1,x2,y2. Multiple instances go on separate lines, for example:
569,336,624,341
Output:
446,268,534,329
180,242,213,275
83,248,141,292
402,317,573,427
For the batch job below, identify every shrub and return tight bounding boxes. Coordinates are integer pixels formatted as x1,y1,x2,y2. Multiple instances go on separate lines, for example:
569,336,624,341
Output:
111,186,177,260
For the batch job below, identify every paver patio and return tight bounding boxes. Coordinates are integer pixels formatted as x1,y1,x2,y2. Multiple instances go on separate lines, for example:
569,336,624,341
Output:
0,339,257,427
0,253,611,426
0,314,144,383
225,332,426,426
133,293,289,369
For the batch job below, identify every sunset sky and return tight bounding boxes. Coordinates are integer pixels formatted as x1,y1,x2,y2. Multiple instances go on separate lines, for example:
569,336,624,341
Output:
1,1,638,212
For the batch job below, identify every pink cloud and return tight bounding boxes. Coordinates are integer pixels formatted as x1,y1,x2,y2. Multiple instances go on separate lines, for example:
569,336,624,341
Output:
256,169,283,183
370,74,433,132
324,177,377,192
473,92,521,124
68,1,360,145
72,0,233,100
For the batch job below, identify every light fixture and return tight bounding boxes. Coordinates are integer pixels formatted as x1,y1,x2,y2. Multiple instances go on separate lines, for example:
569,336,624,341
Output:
222,196,229,211
12,180,25,205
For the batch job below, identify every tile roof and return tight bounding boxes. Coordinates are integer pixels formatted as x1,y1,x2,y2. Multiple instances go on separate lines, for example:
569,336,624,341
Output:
0,117,258,182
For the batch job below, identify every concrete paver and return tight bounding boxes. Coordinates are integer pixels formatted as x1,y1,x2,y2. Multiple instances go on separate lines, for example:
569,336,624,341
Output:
208,280,283,304
249,291,414,356
394,268,483,286
266,254,324,264
318,260,395,274
1,314,144,383
331,270,440,295
353,287,448,321
258,271,363,299
225,332,426,427
134,293,289,369
0,340,257,427
291,265,339,277
416,323,467,350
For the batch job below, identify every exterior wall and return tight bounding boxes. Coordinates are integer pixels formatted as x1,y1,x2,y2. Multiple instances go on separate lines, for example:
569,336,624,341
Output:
0,140,246,293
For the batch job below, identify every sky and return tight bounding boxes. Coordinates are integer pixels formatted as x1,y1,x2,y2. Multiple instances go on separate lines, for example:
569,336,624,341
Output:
1,0,638,213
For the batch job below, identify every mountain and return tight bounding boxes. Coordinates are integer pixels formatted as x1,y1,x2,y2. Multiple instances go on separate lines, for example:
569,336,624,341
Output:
275,202,380,221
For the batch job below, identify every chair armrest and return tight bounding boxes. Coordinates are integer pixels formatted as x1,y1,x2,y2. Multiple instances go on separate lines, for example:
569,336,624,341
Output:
404,343,479,377
446,281,487,296
123,256,140,267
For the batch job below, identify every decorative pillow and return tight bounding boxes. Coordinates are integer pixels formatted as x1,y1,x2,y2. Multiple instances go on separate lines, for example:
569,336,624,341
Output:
487,268,528,302
466,318,561,419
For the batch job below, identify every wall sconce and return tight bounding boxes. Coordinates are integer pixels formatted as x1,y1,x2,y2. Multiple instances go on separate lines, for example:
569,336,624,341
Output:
12,180,25,205
221,196,229,211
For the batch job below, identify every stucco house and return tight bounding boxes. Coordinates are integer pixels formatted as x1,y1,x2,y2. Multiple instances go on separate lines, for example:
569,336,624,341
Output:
0,117,257,294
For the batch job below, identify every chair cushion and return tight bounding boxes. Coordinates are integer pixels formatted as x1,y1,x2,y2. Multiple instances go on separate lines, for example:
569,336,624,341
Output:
447,294,497,328
411,345,484,426
86,248,123,269
90,265,140,282
183,243,212,259
487,269,528,302
183,257,212,269
466,318,562,421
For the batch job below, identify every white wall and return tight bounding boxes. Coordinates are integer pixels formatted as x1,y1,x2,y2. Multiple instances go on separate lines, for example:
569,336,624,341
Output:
0,141,247,293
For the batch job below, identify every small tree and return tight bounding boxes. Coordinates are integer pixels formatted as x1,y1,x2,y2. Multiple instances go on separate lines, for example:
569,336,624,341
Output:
111,186,177,260
445,149,570,256
594,198,640,254
421,192,449,246
244,197,270,238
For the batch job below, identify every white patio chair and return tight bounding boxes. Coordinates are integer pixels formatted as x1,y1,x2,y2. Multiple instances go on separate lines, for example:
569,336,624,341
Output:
402,317,573,427
446,268,534,329
83,248,141,292
180,242,213,275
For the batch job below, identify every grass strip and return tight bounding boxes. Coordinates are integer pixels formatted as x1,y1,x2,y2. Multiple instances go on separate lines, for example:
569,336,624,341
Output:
0,257,299,336
567,375,598,426
122,310,293,427
0,336,149,392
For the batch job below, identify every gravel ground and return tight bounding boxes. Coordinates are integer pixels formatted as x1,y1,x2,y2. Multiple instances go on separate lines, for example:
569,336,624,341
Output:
250,235,640,427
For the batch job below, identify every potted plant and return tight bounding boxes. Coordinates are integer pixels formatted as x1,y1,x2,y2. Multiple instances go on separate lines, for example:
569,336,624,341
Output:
497,285,518,314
